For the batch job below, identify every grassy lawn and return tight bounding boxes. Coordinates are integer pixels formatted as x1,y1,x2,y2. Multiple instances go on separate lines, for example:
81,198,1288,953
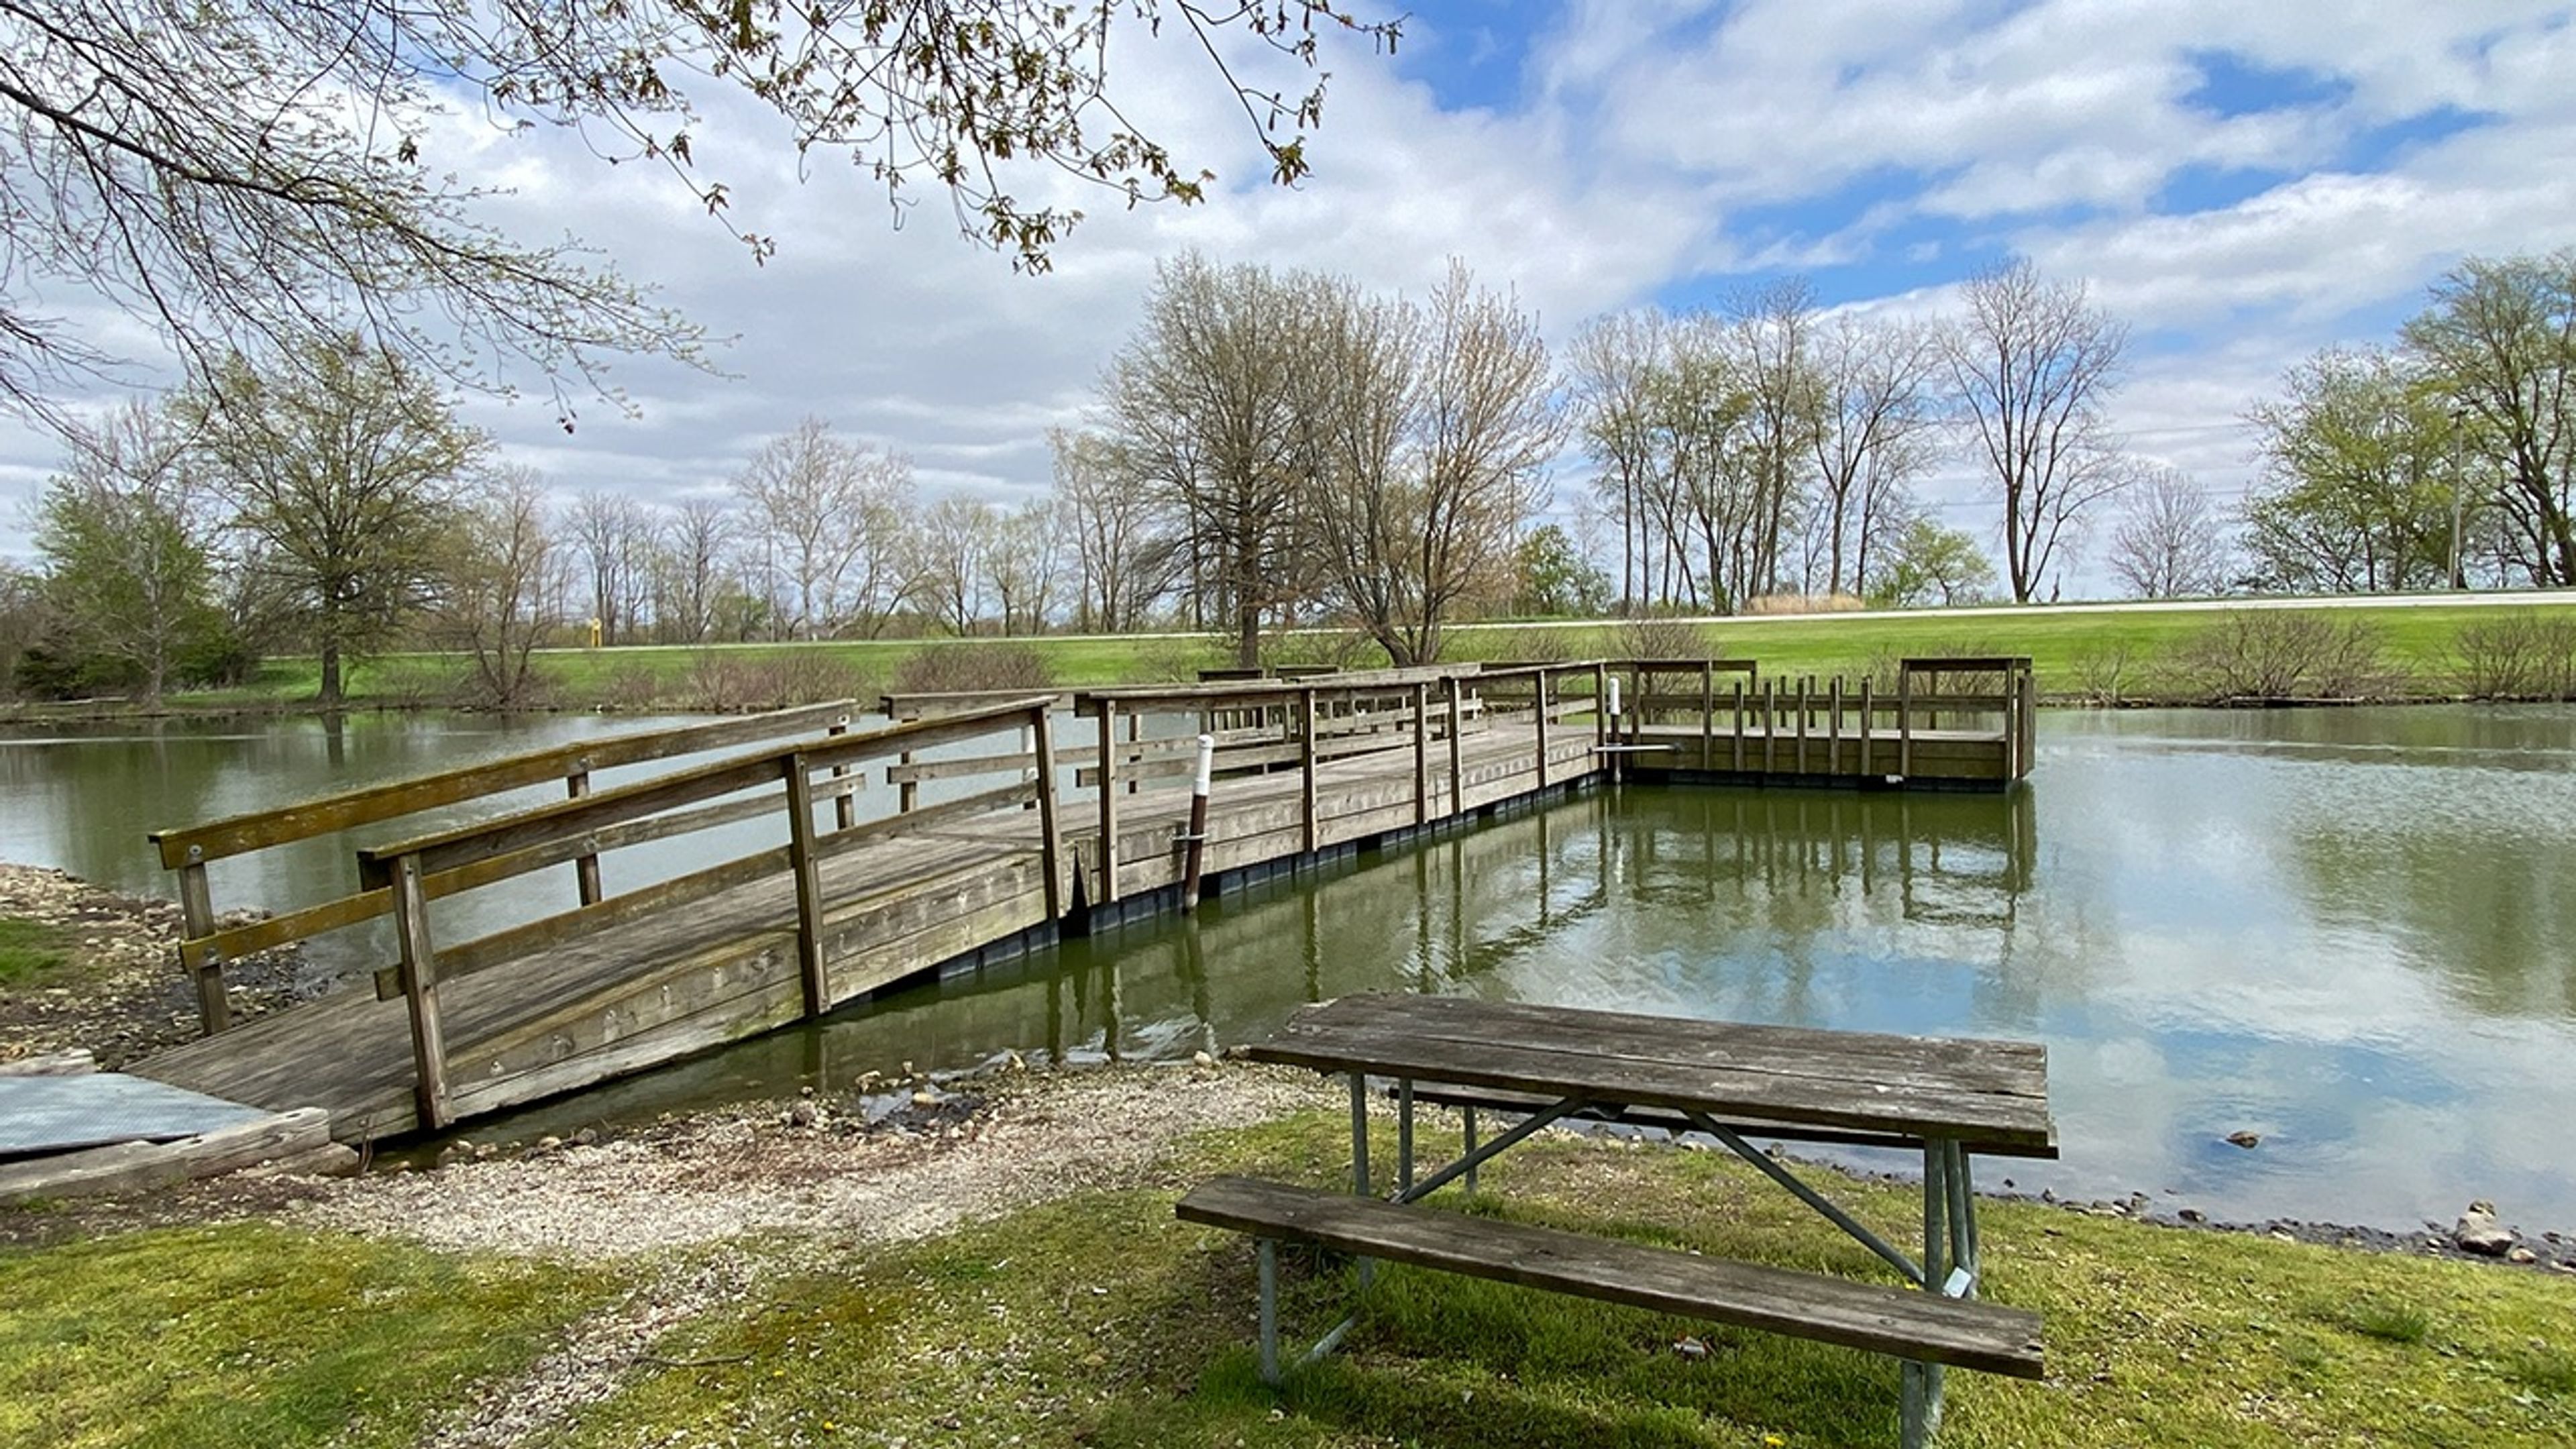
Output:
17,1102,2557,1448
0,1222,618,1449
0,918,75,988
553,1108,2576,1448
15,596,2576,716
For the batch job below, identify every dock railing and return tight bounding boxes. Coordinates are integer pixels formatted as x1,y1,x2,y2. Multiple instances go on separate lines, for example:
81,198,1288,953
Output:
147,700,863,1036
345,694,1067,1130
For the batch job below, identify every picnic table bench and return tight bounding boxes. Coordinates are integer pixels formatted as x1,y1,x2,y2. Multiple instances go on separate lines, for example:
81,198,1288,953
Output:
1176,993,2056,1448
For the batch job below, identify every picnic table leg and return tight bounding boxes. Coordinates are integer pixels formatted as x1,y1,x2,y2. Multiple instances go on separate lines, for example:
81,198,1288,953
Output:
1906,1138,1955,1448
1398,1079,1415,1193
1257,1238,1281,1385
1350,1073,1375,1289
1462,1106,1479,1194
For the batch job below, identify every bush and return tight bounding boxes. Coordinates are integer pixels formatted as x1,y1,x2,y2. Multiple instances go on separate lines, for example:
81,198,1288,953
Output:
1744,592,1865,615
2450,610,2576,700
1612,615,1712,660
1258,628,1375,673
2068,640,2147,706
2175,611,2389,702
890,642,1054,696
681,649,877,712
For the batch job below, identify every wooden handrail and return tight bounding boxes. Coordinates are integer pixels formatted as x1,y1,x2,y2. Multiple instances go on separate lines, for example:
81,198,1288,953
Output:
356,695,1057,885
150,699,859,868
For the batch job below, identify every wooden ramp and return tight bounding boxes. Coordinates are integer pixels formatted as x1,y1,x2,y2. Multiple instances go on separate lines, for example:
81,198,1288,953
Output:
131,657,2035,1143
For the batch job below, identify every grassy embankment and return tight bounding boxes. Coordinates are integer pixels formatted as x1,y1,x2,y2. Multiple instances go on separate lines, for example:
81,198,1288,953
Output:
14,596,2576,718
0,918,74,989
5,1099,2571,1448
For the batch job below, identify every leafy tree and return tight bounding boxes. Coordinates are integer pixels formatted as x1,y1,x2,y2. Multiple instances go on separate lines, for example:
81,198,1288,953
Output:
30,400,229,703
1513,524,1612,617
2243,347,2459,594
1873,519,1996,608
184,337,483,706
2401,249,2576,586
0,1,1395,426
1943,258,2130,602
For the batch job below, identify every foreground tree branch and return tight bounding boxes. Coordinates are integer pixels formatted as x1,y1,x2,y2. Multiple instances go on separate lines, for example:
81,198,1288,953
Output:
0,1,1399,427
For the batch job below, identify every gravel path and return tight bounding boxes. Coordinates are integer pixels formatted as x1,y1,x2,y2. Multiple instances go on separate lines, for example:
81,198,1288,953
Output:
292,1061,1337,1260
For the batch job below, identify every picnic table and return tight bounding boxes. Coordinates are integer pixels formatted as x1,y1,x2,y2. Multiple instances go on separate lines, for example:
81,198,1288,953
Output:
1178,993,2056,1448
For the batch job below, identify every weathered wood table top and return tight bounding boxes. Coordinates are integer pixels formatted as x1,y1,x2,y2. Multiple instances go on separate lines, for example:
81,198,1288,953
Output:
1242,994,2055,1155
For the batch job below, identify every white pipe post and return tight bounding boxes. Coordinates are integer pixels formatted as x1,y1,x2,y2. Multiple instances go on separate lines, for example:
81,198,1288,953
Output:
1181,732,1216,909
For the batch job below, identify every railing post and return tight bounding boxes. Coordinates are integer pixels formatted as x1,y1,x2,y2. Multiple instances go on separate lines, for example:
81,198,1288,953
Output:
1096,704,1121,908
826,713,857,830
176,851,228,1035
565,757,604,906
1796,676,1811,775
1593,662,1608,756
1860,677,1876,777
1031,706,1065,920
784,753,830,1016
1299,687,1320,854
1733,679,1746,771
1411,682,1430,826
897,749,918,814
1898,667,1915,778
2019,662,2039,778
1700,661,1715,771
389,851,451,1131
1534,671,1551,790
1829,676,1844,776
1763,678,1778,774
1126,709,1144,796
1444,678,1466,813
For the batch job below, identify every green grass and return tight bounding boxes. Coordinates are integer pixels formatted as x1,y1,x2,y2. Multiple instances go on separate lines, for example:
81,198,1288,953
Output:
27,595,2570,717
0,918,75,987
539,1109,2576,1449
0,1222,618,1449
5,1107,2572,1447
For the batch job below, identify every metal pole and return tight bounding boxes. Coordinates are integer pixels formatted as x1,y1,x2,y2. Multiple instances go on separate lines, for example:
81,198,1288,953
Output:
1181,733,1214,910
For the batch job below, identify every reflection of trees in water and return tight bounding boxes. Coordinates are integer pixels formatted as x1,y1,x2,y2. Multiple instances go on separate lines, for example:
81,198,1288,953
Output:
2284,824,2576,1020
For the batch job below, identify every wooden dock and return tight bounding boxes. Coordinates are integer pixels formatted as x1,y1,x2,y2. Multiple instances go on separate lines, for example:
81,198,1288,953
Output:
130,657,2035,1143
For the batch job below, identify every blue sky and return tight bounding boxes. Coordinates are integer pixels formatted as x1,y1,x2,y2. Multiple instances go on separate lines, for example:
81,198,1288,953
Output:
5,0,2575,596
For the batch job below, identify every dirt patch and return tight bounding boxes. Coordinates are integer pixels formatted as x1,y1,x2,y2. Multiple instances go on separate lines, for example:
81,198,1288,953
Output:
0,862,303,1069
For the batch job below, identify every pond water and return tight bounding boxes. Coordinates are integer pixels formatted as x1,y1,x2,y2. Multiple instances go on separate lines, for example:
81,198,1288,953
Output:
3,705,2571,1232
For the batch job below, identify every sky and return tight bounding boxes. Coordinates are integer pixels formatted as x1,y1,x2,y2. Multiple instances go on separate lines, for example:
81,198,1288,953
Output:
6,0,2575,598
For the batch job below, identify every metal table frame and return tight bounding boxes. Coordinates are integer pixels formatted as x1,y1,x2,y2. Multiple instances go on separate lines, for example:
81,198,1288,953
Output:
1258,1068,1996,1449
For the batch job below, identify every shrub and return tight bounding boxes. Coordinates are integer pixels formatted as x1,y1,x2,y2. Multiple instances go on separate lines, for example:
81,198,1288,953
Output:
1744,592,1865,615
891,642,1053,696
2175,611,2389,702
2449,610,2576,700
1612,615,1711,660
681,649,876,712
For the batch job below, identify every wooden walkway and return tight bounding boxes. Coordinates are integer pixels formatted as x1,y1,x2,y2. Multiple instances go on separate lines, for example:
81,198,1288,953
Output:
131,657,2035,1142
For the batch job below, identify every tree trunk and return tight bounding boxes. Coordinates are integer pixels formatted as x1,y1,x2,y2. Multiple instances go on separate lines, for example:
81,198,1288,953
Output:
318,639,343,707
1234,600,1260,670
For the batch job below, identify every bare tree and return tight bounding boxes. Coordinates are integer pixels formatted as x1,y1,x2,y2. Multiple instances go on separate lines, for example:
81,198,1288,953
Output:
985,500,1061,635
1943,259,2131,602
1724,279,1826,603
1809,315,1941,598
650,497,731,643
439,467,565,706
1374,261,1558,662
2109,466,2232,598
568,489,657,643
1049,428,1179,632
914,496,995,635
0,2,1396,428
1103,254,1312,667
733,418,913,639
1566,309,1668,612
